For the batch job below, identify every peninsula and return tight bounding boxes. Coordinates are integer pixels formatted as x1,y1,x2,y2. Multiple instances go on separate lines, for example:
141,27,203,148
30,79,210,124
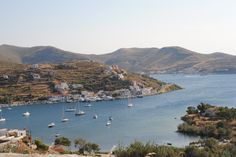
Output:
0,60,181,106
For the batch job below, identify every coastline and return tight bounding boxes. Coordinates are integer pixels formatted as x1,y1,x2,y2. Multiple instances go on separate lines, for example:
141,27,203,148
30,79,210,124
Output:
0,83,181,108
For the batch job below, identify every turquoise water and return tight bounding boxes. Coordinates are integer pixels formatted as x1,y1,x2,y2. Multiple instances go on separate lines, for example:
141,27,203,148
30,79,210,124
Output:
1,74,236,150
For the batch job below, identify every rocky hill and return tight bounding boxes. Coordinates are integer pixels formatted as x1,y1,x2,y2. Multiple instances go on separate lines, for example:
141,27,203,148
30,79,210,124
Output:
1,44,236,74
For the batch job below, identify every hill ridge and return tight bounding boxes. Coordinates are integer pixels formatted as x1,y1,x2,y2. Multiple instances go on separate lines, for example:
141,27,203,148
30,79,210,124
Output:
1,44,236,74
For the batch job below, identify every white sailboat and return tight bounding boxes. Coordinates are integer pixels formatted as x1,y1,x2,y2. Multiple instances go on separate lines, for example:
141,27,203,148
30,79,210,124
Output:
127,97,133,107
0,109,6,122
75,103,85,116
61,106,69,122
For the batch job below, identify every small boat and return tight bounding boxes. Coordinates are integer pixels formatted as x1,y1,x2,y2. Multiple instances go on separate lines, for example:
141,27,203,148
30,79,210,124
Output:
109,116,113,121
55,133,60,137
7,107,12,110
106,120,111,126
93,114,98,119
75,103,85,116
128,103,133,107
66,99,73,103
0,109,6,122
0,117,6,122
48,122,55,128
61,118,69,122
137,95,143,98
127,97,134,107
84,104,92,107
22,111,30,116
75,110,85,116
65,107,76,112
61,106,69,122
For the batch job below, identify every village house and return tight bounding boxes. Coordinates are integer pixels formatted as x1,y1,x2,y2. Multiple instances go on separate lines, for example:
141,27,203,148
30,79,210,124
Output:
48,95,65,102
112,89,131,98
117,74,124,80
54,82,69,94
70,84,83,89
30,73,41,80
141,87,153,95
31,64,39,69
81,91,95,97
2,74,9,80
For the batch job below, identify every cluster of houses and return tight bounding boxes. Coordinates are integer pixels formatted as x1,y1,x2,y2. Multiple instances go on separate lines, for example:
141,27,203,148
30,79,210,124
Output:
49,79,154,103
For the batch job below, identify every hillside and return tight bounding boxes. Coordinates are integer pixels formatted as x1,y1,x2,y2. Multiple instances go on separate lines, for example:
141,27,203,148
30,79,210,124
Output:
96,47,236,74
1,44,236,74
0,44,88,64
0,60,180,104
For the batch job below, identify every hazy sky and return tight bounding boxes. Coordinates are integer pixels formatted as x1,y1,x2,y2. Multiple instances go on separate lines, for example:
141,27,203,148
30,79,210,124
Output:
1,0,236,55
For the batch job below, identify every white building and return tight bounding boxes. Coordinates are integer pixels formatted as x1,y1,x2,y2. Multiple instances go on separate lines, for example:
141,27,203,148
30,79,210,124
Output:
71,84,83,89
55,82,69,94
31,64,39,69
31,73,41,80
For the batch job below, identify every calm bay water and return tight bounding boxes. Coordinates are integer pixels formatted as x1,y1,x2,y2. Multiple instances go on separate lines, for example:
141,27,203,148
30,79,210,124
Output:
1,74,236,150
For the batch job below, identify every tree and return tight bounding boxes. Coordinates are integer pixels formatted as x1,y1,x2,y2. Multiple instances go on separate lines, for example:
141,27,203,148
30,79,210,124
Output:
54,137,71,146
74,138,87,154
197,103,212,114
74,138,100,154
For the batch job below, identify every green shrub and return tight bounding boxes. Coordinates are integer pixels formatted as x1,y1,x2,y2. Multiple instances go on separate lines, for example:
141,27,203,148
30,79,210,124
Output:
34,139,49,152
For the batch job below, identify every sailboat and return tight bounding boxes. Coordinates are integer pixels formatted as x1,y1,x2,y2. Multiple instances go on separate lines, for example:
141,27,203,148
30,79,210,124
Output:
0,109,6,122
61,106,69,122
75,103,85,116
65,107,76,112
127,96,133,107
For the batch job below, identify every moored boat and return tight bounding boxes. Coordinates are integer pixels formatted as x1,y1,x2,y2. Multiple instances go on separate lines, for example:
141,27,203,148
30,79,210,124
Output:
23,111,30,116
48,122,55,128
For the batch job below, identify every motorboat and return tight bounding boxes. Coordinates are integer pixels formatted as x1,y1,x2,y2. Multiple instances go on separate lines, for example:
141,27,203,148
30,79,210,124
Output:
84,104,92,107
0,117,6,122
23,111,30,116
61,118,69,122
48,122,55,128
128,103,133,107
106,120,111,126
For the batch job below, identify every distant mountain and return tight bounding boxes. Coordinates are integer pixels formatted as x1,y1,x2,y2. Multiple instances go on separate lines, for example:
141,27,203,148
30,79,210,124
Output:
93,47,236,74
1,44,236,74
0,44,88,64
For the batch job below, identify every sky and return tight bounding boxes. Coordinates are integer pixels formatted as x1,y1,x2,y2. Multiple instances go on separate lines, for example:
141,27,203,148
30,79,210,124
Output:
0,0,236,55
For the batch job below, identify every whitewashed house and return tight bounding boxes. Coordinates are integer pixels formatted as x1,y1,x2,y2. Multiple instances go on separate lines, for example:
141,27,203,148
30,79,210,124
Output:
55,82,69,94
